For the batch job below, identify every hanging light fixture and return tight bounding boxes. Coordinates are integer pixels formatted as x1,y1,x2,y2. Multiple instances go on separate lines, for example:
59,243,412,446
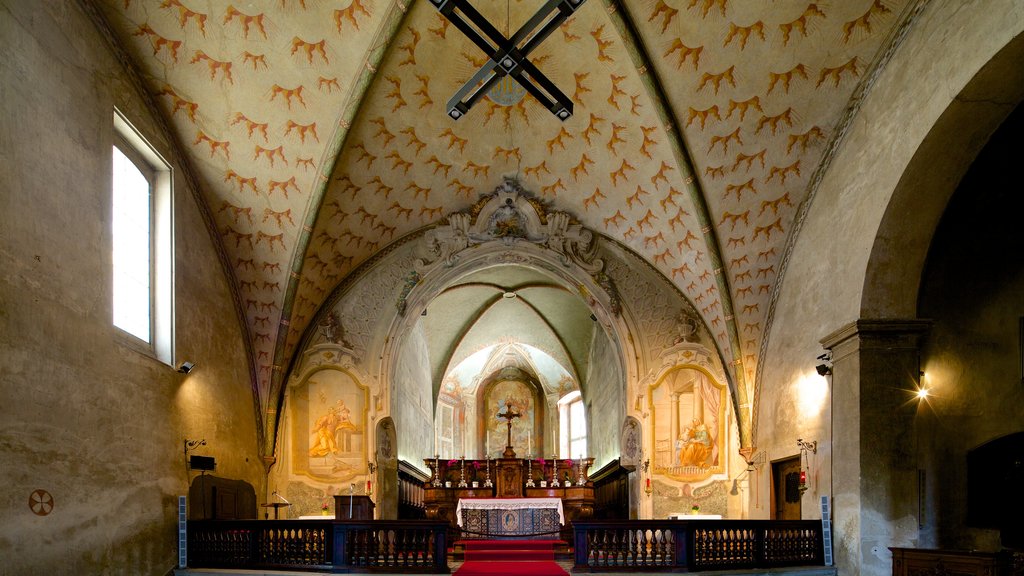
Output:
797,438,817,495
429,0,587,121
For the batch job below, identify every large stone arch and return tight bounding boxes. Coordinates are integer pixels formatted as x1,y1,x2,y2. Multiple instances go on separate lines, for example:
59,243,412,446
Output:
760,1,1024,467
379,179,640,421
862,31,1024,317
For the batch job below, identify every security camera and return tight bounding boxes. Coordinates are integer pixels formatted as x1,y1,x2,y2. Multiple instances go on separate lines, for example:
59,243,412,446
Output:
177,361,195,374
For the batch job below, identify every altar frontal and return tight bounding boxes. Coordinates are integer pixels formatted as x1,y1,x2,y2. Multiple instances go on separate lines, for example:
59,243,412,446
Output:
457,497,564,539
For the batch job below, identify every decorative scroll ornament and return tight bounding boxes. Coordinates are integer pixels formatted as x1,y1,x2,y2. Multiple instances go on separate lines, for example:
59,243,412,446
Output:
415,177,601,272
401,178,618,315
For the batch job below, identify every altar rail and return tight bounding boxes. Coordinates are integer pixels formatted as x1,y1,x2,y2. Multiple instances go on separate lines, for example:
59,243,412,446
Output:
187,519,448,573
572,519,824,572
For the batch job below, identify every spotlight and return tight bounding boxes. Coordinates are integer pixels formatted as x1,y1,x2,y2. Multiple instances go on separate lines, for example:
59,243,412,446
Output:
589,313,597,321
815,363,831,376
177,361,195,374
916,388,929,400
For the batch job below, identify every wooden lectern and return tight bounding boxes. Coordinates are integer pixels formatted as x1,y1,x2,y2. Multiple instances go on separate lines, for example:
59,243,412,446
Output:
334,494,375,520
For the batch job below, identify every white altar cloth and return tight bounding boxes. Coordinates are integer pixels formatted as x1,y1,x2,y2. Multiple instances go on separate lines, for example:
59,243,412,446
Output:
668,513,723,520
455,497,564,527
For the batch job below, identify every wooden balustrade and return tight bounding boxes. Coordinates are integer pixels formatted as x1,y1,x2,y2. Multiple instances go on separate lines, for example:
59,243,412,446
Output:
187,519,448,573
572,520,824,572
187,517,823,574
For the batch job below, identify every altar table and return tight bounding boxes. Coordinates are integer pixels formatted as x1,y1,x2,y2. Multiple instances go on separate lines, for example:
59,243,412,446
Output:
456,497,564,539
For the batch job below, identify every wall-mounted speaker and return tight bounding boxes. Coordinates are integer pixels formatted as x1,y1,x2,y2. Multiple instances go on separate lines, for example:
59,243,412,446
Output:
190,455,216,471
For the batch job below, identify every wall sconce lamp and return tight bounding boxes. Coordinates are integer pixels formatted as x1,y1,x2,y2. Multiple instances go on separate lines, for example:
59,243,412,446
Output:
916,371,929,400
177,361,196,374
815,352,831,375
643,458,652,496
815,352,832,376
797,439,817,495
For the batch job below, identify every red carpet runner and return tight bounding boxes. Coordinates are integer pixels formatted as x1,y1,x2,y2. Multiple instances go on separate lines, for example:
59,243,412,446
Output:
454,539,568,576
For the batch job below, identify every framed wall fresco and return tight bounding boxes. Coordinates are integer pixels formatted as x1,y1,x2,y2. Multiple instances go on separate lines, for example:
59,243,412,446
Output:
648,365,727,482
485,380,535,456
290,368,369,482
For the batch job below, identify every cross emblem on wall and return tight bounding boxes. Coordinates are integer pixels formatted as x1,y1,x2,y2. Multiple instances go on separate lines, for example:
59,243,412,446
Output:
428,0,588,121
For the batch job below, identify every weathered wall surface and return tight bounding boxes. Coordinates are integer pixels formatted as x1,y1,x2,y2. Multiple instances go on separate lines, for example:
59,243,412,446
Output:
584,326,622,470
390,320,434,466
916,102,1024,551
0,2,263,574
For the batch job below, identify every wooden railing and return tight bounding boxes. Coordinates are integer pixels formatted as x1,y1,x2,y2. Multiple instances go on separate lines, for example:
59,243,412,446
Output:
187,519,449,573
572,520,824,572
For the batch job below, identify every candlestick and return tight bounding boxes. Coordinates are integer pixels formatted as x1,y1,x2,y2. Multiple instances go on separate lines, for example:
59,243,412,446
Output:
527,430,531,455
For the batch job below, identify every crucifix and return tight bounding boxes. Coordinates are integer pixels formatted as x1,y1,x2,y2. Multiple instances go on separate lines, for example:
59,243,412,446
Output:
496,399,522,458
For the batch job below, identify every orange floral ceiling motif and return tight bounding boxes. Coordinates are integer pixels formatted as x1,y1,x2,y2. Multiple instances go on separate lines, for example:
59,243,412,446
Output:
93,0,910,451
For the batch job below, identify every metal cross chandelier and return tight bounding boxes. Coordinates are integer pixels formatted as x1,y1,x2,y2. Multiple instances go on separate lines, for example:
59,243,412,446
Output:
428,0,587,121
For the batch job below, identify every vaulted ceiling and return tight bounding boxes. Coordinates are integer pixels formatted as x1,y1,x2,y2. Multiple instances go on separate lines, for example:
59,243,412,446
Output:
91,0,911,436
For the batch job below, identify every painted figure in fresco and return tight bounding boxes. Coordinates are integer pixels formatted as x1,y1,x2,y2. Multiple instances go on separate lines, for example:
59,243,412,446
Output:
309,400,358,457
678,418,712,468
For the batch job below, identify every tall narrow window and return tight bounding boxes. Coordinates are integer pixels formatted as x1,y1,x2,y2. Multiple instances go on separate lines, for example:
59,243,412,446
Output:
112,111,173,365
112,141,152,342
558,391,587,458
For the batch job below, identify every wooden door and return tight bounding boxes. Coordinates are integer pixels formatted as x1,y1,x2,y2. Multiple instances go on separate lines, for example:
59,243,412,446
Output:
771,456,802,520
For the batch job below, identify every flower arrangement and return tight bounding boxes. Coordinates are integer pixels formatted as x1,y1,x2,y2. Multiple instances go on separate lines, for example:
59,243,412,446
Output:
447,458,458,466
321,500,331,514
691,504,700,514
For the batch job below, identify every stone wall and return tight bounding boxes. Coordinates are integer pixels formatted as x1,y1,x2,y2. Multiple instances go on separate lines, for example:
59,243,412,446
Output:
0,2,263,574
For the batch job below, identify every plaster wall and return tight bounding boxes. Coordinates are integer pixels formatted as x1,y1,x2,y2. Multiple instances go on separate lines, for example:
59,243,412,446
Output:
0,2,263,574
584,326,622,469
758,1,1024,575
391,321,434,465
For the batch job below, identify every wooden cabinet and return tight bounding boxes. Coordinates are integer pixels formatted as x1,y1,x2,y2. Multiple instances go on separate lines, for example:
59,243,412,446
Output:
890,547,1011,576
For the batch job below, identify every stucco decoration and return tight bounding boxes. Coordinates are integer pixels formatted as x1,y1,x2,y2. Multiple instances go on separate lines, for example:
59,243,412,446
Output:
405,177,619,314
620,416,642,469
376,417,397,464
318,311,352,348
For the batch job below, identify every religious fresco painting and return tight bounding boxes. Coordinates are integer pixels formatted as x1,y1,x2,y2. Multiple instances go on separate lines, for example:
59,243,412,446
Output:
290,369,368,482
649,366,727,481
486,380,535,457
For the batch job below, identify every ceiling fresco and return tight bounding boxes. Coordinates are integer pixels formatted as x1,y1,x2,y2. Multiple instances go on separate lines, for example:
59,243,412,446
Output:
91,0,911,452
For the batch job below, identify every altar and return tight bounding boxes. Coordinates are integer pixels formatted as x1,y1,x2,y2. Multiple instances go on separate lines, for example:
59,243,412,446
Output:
456,497,563,539
423,456,594,541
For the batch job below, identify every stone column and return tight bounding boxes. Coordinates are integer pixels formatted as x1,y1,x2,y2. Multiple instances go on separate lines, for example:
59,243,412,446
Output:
822,319,930,576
